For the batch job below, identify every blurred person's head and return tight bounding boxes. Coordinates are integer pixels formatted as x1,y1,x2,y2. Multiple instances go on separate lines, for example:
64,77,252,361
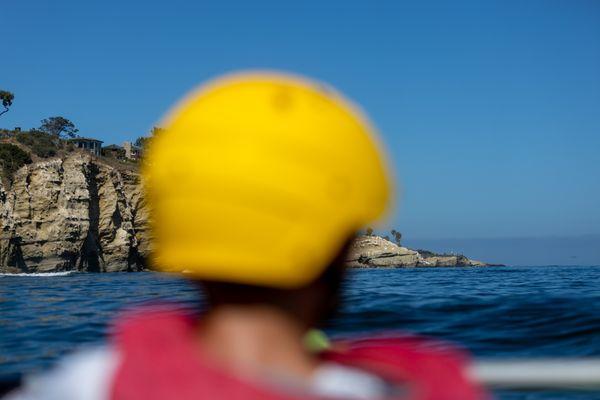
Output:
142,72,392,324
200,237,353,330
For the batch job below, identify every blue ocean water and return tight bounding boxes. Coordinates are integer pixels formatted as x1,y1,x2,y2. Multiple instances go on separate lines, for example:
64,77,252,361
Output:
1,266,599,399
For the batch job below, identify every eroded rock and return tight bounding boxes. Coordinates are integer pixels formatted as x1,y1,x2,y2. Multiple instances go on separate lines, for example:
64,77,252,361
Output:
345,235,423,267
345,235,492,268
0,153,149,273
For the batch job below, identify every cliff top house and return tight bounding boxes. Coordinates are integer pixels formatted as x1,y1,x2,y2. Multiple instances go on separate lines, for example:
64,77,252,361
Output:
102,144,125,159
69,137,103,157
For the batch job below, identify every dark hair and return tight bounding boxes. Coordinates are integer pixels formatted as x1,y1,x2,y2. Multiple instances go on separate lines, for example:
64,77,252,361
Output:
200,237,354,328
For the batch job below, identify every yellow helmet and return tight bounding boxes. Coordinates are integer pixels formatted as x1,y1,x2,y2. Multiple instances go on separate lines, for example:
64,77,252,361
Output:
143,72,392,288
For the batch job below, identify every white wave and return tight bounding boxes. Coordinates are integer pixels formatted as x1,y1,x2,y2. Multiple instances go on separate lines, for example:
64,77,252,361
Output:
0,271,74,277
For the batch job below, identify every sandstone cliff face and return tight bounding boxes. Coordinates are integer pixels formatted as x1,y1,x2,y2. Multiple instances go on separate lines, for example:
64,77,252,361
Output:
0,153,150,273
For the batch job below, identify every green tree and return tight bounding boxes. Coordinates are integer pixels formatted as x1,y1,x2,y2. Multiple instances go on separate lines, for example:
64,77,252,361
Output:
391,229,402,245
134,136,150,149
135,126,163,149
39,116,79,138
150,126,164,136
0,90,14,117
0,143,32,182
365,227,374,236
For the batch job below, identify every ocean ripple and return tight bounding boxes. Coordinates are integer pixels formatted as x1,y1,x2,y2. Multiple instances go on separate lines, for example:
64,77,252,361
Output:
1,265,599,399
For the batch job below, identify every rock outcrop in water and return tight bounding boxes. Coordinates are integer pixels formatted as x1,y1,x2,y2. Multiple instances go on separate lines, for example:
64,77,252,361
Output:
346,235,490,267
0,153,494,273
0,153,150,273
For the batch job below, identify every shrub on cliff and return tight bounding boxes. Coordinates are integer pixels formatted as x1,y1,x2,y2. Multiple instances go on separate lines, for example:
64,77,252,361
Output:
0,143,32,182
16,130,59,158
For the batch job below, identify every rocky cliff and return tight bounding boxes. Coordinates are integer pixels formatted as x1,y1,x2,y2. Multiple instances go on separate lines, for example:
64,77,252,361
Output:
0,154,493,273
345,235,490,267
0,153,150,273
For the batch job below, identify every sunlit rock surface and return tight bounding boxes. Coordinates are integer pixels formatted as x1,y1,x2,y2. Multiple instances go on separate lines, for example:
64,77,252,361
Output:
346,235,423,267
346,235,492,268
0,153,150,273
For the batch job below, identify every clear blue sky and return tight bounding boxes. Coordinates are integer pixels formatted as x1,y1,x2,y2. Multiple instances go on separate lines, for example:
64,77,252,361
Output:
2,0,599,242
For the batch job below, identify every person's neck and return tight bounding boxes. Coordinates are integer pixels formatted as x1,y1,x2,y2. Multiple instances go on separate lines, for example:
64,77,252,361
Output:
196,304,318,382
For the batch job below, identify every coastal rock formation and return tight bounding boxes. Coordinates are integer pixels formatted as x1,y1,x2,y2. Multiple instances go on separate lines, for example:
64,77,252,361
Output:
0,153,493,273
418,254,487,267
346,235,423,267
0,153,149,273
346,235,491,268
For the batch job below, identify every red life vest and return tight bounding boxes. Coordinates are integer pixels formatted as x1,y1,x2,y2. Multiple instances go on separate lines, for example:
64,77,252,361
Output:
110,308,487,400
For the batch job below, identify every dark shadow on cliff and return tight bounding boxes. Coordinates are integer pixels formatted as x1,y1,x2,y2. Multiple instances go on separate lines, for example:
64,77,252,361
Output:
77,163,104,272
5,237,27,272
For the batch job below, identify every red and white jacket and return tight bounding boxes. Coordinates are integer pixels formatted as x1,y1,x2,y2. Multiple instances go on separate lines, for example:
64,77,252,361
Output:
9,307,488,400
